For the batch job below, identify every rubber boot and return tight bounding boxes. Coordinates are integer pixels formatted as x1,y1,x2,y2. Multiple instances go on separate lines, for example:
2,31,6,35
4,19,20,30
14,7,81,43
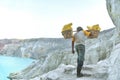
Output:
77,67,83,77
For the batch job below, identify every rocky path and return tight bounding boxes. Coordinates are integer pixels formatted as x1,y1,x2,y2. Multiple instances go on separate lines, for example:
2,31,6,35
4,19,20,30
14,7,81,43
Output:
9,62,108,80
39,64,108,80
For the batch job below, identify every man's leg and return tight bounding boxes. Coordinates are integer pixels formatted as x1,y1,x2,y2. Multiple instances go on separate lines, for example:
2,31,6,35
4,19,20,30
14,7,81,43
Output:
76,44,85,77
77,59,83,77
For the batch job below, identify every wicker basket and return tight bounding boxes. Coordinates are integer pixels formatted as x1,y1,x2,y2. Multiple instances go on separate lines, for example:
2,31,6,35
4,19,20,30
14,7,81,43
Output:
62,30,73,39
87,30,100,38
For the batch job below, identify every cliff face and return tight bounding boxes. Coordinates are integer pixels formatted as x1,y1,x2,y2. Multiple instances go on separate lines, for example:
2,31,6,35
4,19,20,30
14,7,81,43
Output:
0,0,120,80
106,0,120,32
106,0,120,80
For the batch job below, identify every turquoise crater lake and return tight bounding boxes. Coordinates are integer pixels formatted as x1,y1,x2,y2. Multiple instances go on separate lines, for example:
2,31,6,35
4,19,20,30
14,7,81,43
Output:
0,56,35,80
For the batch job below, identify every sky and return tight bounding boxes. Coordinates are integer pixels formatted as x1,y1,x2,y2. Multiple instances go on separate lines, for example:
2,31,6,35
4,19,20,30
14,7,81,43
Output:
0,0,115,39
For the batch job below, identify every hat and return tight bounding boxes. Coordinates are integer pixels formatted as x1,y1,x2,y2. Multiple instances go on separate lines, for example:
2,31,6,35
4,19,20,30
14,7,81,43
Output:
77,26,83,31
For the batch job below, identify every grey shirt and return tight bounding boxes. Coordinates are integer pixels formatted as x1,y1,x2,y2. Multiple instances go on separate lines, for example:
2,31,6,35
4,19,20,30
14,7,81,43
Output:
74,31,87,45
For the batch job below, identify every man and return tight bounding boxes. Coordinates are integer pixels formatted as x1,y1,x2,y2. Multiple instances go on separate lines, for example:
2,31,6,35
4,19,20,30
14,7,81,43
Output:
72,26,90,77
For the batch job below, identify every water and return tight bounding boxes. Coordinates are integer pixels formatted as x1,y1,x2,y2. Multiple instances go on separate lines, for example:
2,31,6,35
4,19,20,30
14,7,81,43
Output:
0,56,36,80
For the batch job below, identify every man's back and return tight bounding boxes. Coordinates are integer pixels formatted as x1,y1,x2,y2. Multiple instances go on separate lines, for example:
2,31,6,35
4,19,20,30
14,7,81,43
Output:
74,31,87,45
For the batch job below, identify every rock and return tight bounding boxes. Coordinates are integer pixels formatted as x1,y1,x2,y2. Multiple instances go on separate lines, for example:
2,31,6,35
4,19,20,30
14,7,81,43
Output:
106,0,120,80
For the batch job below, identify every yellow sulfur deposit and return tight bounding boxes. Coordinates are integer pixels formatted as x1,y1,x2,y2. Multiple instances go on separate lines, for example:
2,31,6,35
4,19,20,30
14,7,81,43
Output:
62,23,73,32
61,23,73,39
83,30,91,37
87,24,101,31
87,26,93,30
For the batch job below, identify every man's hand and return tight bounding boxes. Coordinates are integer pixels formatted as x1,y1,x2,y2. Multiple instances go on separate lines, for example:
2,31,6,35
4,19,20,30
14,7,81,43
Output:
72,38,75,54
72,50,75,54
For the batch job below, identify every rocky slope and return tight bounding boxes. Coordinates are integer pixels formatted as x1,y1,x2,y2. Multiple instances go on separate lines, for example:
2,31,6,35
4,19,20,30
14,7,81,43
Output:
1,27,115,80
0,0,120,80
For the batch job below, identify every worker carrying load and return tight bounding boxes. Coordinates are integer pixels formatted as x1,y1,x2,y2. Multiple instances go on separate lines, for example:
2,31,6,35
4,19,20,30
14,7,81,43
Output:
61,23,101,39
61,23,73,39
71,25,101,77
61,24,101,77
87,24,101,38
